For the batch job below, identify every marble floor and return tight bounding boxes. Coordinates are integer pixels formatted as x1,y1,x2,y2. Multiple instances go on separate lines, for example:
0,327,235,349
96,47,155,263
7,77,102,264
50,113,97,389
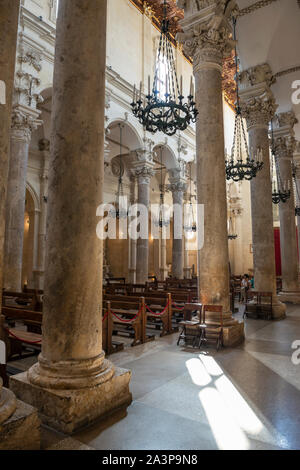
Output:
7,304,300,450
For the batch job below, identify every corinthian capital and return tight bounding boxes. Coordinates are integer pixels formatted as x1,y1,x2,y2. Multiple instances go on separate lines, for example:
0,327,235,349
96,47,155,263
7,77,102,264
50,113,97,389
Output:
134,165,155,185
177,1,237,71
240,91,277,130
11,106,42,142
273,135,296,161
272,111,298,160
239,64,277,130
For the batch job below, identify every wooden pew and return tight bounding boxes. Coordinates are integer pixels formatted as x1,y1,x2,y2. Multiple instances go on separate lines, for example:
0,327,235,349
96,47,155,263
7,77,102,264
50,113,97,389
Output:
2,290,42,311
102,302,124,355
1,307,42,360
105,297,155,346
104,293,173,336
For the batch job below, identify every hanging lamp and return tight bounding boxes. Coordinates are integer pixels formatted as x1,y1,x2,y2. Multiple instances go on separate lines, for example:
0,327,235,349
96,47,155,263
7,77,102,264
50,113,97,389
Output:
225,17,264,182
110,124,128,219
131,0,198,136
183,162,196,233
270,119,291,205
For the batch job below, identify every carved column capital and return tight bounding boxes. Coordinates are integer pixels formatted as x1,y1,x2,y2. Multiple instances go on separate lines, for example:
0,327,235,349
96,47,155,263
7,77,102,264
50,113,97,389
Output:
272,110,298,160
177,1,238,72
11,106,42,142
134,165,155,185
238,64,277,130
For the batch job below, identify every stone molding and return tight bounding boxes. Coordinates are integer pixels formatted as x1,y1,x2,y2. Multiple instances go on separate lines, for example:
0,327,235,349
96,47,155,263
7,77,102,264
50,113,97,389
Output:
177,1,237,71
240,90,277,130
168,180,187,195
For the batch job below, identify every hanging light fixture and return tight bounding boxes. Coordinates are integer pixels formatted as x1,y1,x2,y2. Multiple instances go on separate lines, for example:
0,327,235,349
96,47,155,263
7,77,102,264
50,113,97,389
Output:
228,216,237,240
154,146,170,228
183,162,196,233
270,120,291,205
225,17,264,182
131,0,198,136
110,124,128,219
292,163,300,215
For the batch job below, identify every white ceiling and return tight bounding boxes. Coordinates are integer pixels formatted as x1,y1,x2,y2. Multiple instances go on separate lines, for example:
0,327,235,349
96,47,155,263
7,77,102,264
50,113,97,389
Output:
236,0,300,139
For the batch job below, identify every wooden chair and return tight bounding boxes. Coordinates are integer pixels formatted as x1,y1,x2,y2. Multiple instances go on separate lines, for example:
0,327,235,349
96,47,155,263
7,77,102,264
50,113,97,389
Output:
243,291,260,318
198,305,223,351
177,303,202,347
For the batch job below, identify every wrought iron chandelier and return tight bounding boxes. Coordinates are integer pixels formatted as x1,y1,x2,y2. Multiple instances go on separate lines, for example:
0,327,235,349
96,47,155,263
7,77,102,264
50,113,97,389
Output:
270,120,291,205
154,147,170,229
110,124,128,219
225,18,263,182
131,0,198,136
292,163,300,216
228,217,237,240
183,162,196,233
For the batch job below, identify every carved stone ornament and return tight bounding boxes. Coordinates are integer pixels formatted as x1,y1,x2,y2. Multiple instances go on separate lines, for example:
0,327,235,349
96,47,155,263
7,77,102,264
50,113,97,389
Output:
176,1,237,69
18,50,42,72
238,63,275,89
135,165,155,184
39,138,50,152
274,111,298,131
273,135,296,160
11,109,41,141
240,89,277,129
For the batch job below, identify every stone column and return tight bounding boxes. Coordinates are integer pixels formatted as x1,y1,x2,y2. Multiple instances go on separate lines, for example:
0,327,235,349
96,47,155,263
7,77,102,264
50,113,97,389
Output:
0,0,40,450
273,112,300,301
294,142,300,273
10,0,131,434
135,165,154,284
178,1,244,345
128,175,137,283
4,107,40,291
33,139,49,290
239,64,286,318
0,0,20,429
169,180,186,279
159,226,168,281
0,0,20,301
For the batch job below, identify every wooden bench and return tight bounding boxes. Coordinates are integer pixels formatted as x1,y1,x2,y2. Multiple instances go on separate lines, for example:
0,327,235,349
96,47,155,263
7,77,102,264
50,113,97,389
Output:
2,291,42,311
106,297,155,346
102,302,124,355
104,293,173,336
1,307,42,360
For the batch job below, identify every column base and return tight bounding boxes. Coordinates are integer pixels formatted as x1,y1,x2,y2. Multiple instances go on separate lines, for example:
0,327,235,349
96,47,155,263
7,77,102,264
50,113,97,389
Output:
245,299,286,320
10,366,132,434
278,291,300,304
223,322,245,347
0,393,40,450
